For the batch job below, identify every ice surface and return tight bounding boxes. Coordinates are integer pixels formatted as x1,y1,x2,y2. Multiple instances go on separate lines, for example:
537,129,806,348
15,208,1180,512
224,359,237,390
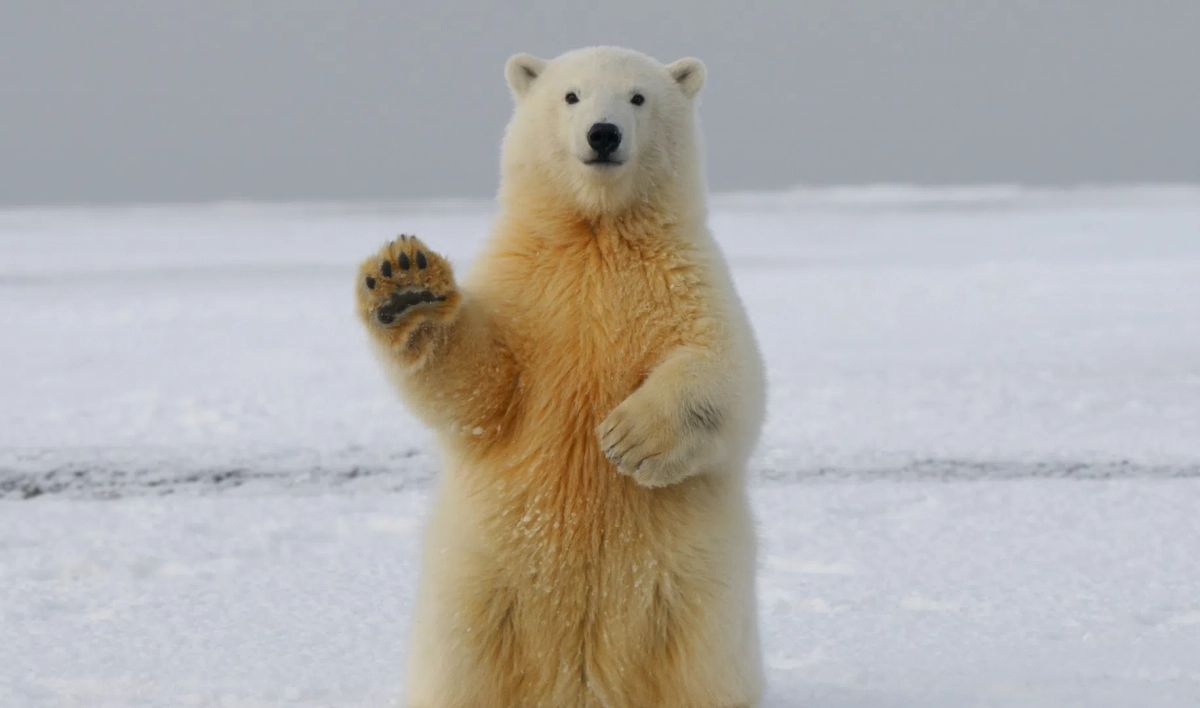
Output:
3,482,1200,707
2,187,1200,705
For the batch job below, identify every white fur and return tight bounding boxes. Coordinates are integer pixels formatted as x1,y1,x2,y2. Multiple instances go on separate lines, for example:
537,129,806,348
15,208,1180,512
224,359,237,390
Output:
388,46,766,707
500,46,710,219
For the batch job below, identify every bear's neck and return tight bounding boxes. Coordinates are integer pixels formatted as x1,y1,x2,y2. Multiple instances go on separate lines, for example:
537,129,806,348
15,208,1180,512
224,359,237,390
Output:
498,172,707,244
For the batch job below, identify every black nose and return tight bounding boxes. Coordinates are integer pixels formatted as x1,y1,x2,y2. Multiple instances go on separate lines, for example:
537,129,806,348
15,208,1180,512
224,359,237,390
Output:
587,122,622,157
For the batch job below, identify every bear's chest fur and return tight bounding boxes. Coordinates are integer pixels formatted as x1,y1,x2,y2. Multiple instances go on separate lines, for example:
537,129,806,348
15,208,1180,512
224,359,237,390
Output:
496,221,703,429
463,219,712,550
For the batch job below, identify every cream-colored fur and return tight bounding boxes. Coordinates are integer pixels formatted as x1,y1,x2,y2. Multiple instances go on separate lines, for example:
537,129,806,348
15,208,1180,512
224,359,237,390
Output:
355,46,766,707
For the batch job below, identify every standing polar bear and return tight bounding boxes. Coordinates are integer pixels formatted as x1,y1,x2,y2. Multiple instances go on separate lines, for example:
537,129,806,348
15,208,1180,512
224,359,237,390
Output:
356,46,766,707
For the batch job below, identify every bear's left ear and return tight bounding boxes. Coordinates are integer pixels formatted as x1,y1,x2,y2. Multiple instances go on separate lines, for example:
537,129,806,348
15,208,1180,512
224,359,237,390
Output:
506,53,547,100
667,58,706,99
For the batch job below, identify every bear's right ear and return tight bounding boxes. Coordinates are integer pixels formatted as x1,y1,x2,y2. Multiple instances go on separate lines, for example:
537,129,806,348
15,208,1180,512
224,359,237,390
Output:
505,54,547,100
667,58,706,100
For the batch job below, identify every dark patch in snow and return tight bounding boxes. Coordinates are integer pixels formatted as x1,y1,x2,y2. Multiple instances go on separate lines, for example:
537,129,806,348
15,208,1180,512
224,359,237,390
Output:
3,453,1199,500
0,447,433,500
756,458,1200,484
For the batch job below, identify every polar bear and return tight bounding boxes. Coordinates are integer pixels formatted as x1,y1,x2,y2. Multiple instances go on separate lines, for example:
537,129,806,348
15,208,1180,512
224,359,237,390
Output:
355,46,766,707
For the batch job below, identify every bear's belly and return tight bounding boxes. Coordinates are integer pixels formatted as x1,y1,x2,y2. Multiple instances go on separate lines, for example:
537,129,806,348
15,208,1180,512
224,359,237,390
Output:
417,440,752,706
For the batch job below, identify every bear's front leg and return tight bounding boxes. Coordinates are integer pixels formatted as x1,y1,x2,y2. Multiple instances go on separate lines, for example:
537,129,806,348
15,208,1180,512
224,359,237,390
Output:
596,346,735,488
356,235,522,443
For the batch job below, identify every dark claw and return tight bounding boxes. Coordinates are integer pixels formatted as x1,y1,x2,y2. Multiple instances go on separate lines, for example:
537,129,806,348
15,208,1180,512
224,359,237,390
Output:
364,275,376,289
416,251,428,269
380,260,393,277
398,252,411,270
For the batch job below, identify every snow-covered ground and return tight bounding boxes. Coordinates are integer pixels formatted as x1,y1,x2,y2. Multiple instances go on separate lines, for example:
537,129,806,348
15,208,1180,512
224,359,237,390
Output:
3,186,1200,706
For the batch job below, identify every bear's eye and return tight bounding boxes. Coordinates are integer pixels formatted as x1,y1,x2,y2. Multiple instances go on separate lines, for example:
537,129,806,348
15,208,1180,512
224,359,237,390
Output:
565,92,579,105
631,93,645,106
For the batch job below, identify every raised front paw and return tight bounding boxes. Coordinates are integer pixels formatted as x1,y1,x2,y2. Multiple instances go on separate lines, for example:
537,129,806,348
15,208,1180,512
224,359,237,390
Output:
597,394,700,488
356,234,460,334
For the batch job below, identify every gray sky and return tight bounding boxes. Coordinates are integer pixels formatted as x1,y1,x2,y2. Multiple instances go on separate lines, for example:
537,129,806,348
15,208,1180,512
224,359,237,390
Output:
2,1,1197,206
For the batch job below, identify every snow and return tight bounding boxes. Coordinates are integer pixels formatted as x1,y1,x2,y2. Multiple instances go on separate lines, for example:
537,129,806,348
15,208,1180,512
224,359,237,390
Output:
3,186,1200,705
5,482,1200,707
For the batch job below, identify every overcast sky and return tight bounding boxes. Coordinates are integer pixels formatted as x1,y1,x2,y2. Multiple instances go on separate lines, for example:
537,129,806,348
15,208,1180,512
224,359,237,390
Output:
1,2,1197,206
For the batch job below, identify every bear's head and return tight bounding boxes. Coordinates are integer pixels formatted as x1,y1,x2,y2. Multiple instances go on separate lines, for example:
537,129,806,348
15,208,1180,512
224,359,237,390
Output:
500,46,706,219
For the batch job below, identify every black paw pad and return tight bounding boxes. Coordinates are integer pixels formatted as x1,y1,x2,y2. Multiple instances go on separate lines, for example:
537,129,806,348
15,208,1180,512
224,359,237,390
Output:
364,275,376,289
398,252,411,270
373,289,447,324
416,251,428,269
380,260,393,277
387,290,445,309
